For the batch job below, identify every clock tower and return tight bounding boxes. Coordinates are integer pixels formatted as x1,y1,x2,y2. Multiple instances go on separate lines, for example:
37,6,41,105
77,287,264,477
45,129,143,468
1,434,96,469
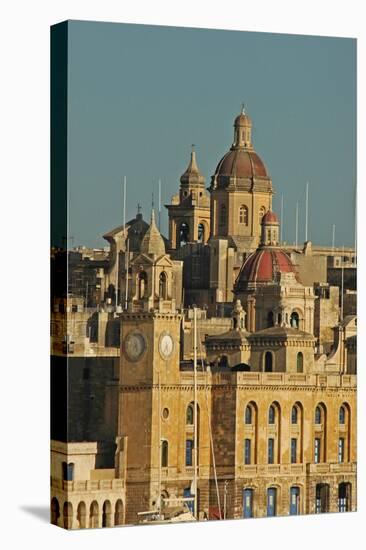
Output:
117,211,183,523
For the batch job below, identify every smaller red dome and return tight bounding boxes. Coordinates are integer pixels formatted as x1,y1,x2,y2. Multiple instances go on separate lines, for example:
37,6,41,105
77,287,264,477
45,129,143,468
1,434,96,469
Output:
262,210,279,224
236,249,296,289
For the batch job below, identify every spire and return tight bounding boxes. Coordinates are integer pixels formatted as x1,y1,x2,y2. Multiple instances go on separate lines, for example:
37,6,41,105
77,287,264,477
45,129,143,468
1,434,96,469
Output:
180,146,205,186
140,208,166,257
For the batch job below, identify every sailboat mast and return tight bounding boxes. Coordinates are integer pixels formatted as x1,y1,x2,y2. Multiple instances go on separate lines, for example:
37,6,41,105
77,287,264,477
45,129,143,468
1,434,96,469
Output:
193,307,198,518
157,368,162,516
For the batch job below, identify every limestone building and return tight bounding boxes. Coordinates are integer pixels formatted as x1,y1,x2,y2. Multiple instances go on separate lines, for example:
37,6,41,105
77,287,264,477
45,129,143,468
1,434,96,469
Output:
50,108,357,528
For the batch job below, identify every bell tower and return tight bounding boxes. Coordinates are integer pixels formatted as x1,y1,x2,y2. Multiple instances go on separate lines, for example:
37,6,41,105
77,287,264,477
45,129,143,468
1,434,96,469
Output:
166,147,211,249
118,211,183,522
209,108,273,252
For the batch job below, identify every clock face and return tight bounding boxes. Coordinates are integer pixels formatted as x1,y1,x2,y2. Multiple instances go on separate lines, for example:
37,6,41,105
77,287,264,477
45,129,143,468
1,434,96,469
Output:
124,332,146,361
159,333,174,359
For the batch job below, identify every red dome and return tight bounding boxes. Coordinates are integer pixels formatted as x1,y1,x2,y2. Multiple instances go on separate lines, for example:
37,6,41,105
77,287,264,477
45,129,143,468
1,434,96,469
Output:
236,249,296,288
214,149,268,179
262,210,279,224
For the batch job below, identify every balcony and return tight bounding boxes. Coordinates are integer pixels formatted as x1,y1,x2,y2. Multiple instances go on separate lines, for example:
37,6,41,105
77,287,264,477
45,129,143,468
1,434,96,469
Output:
51,477,124,493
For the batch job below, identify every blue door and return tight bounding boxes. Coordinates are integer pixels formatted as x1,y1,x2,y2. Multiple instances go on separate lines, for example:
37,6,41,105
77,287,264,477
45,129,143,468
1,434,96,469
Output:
183,487,194,514
267,488,277,517
243,489,253,518
290,487,300,515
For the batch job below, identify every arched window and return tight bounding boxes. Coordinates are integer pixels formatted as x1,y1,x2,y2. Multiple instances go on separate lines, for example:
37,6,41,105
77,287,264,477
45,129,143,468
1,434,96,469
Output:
245,405,252,424
186,404,194,425
315,406,322,424
198,223,205,243
220,204,227,226
339,406,346,424
259,206,266,225
219,355,228,368
179,222,190,246
290,311,300,329
268,405,276,424
267,311,274,327
159,271,167,299
161,440,168,467
62,462,74,481
239,205,249,225
138,270,147,299
264,351,273,372
291,406,298,424
297,352,304,373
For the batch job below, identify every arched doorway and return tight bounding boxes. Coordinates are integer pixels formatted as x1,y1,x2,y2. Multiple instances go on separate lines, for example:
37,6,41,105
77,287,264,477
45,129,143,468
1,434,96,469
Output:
315,483,330,513
51,497,60,526
338,482,351,512
77,501,86,529
102,500,112,527
89,501,99,528
114,499,124,526
63,501,73,529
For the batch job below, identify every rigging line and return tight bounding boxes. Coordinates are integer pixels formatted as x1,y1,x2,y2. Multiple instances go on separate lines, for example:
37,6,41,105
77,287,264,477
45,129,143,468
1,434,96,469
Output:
197,322,222,520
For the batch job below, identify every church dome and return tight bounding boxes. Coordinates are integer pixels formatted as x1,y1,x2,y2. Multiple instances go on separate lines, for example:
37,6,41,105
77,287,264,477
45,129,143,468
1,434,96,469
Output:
211,108,269,187
236,248,296,288
214,149,268,179
262,210,279,224
140,210,166,257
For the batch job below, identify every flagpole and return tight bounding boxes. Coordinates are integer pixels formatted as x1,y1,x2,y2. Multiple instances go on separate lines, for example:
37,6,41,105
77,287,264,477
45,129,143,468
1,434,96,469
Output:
305,181,309,242
280,194,284,244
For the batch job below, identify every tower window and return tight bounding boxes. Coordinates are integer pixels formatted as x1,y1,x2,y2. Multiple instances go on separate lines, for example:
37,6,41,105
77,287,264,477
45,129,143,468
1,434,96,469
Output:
138,271,147,299
179,222,190,246
245,405,252,425
291,406,298,424
297,352,304,373
186,404,194,425
198,223,205,243
159,271,168,299
268,405,275,425
290,312,300,329
339,406,346,424
161,440,168,467
220,204,227,226
259,206,266,225
264,351,273,372
239,205,248,225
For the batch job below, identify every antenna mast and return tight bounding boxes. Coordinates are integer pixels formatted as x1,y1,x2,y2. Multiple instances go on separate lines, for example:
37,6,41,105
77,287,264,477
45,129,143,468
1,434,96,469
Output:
123,176,129,311
295,201,299,248
332,224,336,252
193,307,198,519
158,179,162,231
305,182,309,242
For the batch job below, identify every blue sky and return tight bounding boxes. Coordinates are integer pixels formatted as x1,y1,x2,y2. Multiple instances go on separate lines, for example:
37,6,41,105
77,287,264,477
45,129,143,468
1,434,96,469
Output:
67,20,356,248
